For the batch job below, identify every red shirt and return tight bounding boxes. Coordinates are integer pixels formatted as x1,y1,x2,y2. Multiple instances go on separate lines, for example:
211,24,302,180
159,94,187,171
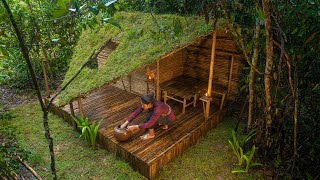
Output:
128,101,175,129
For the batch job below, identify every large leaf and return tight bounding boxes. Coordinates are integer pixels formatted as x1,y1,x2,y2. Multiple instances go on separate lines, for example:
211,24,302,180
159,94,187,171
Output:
106,21,121,29
304,31,319,45
105,0,117,7
90,6,99,15
232,169,246,174
0,48,9,57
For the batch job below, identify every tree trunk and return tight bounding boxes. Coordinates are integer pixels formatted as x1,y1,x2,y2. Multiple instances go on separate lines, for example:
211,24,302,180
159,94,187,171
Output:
2,0,57,179
262,0,274,146
248,22,261,129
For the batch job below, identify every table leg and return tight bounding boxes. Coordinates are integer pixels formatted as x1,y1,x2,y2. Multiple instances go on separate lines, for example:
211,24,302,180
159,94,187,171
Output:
164,91,167,104
182,98,186,114
193,93,198,107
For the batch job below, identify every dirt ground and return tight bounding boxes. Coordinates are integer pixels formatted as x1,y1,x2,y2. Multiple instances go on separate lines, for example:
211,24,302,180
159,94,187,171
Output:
0,86,36,112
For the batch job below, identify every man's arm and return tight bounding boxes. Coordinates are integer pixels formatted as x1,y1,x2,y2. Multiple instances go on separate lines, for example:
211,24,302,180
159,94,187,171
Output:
120,106,143,129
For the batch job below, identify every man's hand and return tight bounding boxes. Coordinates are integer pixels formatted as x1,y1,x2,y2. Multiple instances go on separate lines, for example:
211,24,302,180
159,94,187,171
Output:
127,125,139,132
120,121,129,129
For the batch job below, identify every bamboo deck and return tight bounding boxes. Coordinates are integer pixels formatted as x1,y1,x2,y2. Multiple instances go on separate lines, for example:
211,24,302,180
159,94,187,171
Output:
49,85,226,179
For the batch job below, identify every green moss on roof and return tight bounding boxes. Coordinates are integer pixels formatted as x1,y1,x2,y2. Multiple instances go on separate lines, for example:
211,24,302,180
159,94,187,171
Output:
56,11,212,106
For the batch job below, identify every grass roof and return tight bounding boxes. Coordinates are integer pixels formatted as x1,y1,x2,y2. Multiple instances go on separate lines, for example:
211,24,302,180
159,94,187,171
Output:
56,11,212,106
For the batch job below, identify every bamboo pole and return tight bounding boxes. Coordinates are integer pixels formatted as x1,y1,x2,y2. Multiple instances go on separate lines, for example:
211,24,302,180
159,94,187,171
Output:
227,55,234,99
77,97,84,118
205,31,217,120
146,66,150,93
18,156,43,180
156,60,160,100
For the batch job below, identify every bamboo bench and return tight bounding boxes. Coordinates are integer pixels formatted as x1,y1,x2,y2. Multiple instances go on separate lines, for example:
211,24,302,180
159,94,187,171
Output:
161,76,228,114
161,76,206,114
202,83,227,111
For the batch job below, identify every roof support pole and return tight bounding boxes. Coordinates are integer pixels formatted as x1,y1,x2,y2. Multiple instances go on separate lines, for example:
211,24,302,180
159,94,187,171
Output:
227,55,234,99
156,60,160,100
77,97,85,118
205,31,217,120
69,102,77,129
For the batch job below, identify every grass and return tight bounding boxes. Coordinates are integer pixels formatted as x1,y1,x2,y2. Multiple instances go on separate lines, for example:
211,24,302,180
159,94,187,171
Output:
57,12,212,106
0,103,262,179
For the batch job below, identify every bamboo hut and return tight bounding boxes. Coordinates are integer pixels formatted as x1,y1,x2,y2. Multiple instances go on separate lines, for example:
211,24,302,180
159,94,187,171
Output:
50,12,243,179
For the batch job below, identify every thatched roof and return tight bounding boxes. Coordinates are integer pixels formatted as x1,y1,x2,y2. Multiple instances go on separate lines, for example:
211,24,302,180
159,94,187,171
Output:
56,11,212,106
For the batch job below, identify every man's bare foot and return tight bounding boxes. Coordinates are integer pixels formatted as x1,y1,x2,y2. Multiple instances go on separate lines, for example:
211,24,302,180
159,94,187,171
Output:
140,133,155,140
162,125,168,130
158,123,168,130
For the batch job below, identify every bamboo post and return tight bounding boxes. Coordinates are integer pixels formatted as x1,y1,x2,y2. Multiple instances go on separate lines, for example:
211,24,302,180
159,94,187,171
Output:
77,97,84,118
227,55,234,99
146,66,150,93
205,31,217,120
156,60,160,100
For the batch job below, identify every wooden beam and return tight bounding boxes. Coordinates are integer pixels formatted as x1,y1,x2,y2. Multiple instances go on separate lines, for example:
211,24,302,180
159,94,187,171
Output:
205,31,217,120
227,55,234,99
156,60,160,100
77,97,84,118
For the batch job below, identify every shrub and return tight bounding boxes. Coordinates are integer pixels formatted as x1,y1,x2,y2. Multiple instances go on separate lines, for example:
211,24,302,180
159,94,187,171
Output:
71,116,102,148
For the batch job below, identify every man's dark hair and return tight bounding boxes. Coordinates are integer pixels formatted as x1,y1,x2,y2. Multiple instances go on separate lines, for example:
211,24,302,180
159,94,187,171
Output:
141,93,154,104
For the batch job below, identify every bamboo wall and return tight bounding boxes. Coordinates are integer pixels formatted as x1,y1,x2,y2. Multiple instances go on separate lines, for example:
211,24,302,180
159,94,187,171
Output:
158,50,185,84
183,30,243,100
112,68,151,96
113,30,242,101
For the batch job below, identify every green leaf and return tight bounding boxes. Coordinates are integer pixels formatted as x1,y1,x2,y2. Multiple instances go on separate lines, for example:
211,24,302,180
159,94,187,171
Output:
250,162,263,167
304,31,319,45
51,38,60,42
257,8,264,20
0,48,9,57
236,25,241,35
90,6,99,15
105,0,117,7
114,3,120,10
73,0,80,12
308,0,315,4
106,21,121,29
291,28,298,34
53,8,68,18
232,169,246,173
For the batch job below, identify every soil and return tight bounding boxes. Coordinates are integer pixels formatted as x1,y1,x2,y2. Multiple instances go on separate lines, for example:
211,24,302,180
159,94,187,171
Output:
0,85,36,112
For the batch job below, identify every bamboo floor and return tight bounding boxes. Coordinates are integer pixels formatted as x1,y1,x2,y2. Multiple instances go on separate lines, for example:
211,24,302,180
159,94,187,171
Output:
49,85,225,179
